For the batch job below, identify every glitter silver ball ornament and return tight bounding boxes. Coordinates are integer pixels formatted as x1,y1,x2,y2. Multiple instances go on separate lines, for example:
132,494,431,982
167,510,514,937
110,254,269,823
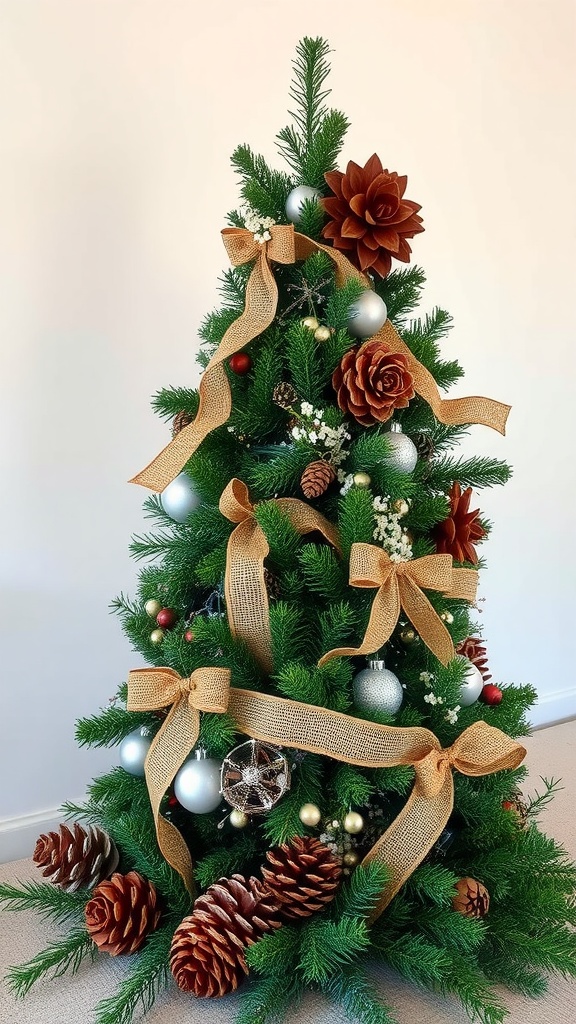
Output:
347,290,388,339
160,472,200,524
285,185,321,226
174,751,223,814
221,740,290,815
353,659,404,715
458,657,484,707
119,727,152,778
382,422,418,474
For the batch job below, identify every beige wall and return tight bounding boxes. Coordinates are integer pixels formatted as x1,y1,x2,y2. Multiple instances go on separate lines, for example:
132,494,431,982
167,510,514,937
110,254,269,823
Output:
1,0,575,839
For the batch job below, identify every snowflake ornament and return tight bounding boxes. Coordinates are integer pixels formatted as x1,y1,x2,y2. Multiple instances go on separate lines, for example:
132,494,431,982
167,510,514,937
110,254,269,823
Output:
221,740,291,814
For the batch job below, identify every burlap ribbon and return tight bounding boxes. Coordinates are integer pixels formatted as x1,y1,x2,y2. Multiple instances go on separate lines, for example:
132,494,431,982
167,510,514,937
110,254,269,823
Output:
219,478,341,673
127,666,231,895
130,225,510,493
127,667,525,920
319,543,478,667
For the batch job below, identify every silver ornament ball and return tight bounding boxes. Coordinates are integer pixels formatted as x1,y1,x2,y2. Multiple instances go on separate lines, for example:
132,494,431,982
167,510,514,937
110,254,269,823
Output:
347,290,388,339
458,657,484,707
119,727,151,778
174,752,223,814
160,472,200,524
382,423,418,474
285,185,321,226
353,660,404,715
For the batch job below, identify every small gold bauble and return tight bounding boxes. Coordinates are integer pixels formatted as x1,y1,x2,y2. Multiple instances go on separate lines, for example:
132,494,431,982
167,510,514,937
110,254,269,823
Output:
314,325,331,342
299,802,322,827
440,611,454,624
343,811,364,835
343,850,360,867
150,628,165,644
229,809,249,829
302,316,319,331
144,598,162,619
393,499,409,516
353,471,372,488
399,627,416,645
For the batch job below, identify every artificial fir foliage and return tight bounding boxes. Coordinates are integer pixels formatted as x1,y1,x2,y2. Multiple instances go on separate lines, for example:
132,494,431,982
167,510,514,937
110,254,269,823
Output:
2,35,575,1024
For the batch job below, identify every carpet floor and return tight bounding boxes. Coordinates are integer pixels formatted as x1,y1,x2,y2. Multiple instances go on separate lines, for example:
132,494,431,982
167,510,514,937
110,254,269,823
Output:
1,719,574,1024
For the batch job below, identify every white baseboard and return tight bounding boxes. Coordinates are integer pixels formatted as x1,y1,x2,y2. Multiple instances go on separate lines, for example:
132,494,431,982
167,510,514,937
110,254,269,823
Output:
0,807,66,864
528,686,576,730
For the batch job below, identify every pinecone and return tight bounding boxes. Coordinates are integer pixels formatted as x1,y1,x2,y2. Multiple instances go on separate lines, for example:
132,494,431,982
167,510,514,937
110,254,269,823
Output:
452,877,490,918
273,382,298,409
261,835,342,920
33,823,119,892
300,459,336,499
170,874,281,998
172,410,193,436
85,870,161,955
413,432,435,462
264,567,281,600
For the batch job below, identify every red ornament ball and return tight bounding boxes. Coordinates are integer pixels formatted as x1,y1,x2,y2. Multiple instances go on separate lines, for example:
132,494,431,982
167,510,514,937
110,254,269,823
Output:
480,683,503,705
156,607,177,629
229,352,252,375
184,629,194,643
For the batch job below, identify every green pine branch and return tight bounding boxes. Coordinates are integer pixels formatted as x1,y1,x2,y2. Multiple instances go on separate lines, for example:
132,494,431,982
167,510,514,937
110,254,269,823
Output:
92,924,174,1024
0,881,90,926
322,965,397,1024
6,928,95,999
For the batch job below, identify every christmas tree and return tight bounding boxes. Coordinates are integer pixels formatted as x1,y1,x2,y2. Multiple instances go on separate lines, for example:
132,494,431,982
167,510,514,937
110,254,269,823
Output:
2,36,575,1024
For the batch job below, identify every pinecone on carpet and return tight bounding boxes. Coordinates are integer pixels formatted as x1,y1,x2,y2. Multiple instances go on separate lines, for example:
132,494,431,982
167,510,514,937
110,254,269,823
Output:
85,870,161,955
170,874,281,997
33,822,119,892
261,835,342,920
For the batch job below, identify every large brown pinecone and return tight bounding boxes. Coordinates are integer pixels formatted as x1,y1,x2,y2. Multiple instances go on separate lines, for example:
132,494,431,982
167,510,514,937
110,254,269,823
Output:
261,836,342,921
332,340,415,426
85,870,161,956
170,874,281,998
33,823,119,892
300,459,336,498
452,877,490,918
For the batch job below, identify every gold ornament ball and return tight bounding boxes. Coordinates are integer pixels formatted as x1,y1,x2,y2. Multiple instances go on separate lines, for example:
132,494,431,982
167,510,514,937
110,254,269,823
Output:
150,628,165,644
441,611,454,625
299,802,322,827
353,472,372,489
145,598,162,619
343,811,364,835
314,325,331,342
229,809,249,829
399,627,416,645
301,316,319,331
343,850,360,867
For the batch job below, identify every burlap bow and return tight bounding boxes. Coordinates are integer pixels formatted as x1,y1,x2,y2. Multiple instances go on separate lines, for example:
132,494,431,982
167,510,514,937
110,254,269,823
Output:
130,225,510,493
220,478,341,673
127,666,231,895
128,668,526,920
318,543,478,667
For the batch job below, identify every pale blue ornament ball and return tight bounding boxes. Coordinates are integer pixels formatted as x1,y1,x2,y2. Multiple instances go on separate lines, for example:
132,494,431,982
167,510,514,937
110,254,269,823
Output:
160,472,200,524
119,727,152,778
174,753,223,814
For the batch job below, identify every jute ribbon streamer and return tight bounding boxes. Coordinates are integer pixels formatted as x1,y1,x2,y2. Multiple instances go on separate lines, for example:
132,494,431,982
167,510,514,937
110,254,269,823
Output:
219,478,341,673
127,667,525,920
130,225,510,493
127,666,231,895
319,543,478,668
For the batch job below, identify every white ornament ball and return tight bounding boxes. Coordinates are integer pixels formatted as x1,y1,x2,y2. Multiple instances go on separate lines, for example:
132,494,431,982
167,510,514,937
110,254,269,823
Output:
144,598,162,619
458,658,484,707
382,423,418,474
160,472,200,524
343,811,365,835
353,660,404,715
299,802,322,827
285,185,321,226
347,290,388,339
174,754,223,814
119,727,151,778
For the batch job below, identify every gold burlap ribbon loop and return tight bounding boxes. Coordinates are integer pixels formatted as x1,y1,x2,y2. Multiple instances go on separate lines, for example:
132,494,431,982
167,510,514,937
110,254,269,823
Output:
127,666,231,895
220,478,341,673
318,543,478,667
130,222,509,493
128,668,525,920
